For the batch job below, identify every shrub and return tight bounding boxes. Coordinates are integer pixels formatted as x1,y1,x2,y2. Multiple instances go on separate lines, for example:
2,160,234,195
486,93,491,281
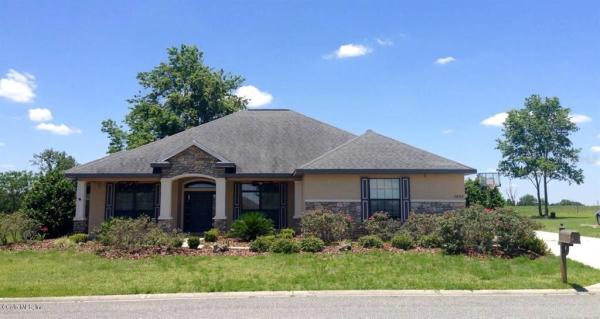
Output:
172,237,184,248
249,235,275,253
271,237,300,254
68,233,88,244
521,235,548,256
401,213,442,240
301,210,351,243
203,228,220,242
363,212,402,241
299,236,325,253
0,212,42,245
53,237,76,250
358,235,383,248
229,212,274,241
391,232,414,250
187,236,201,249
418,234,441,248
279,228,295,239
96,217,173,251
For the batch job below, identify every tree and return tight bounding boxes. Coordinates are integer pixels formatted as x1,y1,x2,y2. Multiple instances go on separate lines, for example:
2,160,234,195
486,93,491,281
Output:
465,179,505,209
553,199,584,206
23,149,77,237
101,44,247,152
0,171,37,213
497,95,583,217
518,194,538,206
23,170,75,237
504,178,518,206
31,149,77,173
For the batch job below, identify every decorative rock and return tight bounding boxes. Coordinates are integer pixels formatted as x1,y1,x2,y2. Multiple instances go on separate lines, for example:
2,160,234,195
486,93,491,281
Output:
338,242,352,251
213,243,229,253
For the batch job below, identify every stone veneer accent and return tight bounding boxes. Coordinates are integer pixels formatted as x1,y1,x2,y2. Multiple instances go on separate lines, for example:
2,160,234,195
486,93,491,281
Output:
73,220,88,233
411,201,465,213
213,219,227,232
157,219,175,231
161,146,225,178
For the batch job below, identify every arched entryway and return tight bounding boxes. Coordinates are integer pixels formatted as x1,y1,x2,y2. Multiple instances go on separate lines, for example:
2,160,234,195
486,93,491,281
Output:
182,180,215,233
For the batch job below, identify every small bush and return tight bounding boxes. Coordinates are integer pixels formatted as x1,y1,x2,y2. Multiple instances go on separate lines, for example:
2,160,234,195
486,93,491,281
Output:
279,228,295,239
249,235,275,253
522,235,548,255
187,236,201,249
0,212,42,245
301,210,351,243
391,232,414,250
96,217,173,251
418,234,441,248
229,212,274,241
68,233,88,243
271,237,300,254
358,235,383,248
203,228,220,242
363,212,402,241
53,237,76,250
172,237,184,248
299,236,325,253
401,213,442,240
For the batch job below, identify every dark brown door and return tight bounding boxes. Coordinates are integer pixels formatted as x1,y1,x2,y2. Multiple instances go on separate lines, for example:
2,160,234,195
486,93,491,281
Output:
184,191,214,233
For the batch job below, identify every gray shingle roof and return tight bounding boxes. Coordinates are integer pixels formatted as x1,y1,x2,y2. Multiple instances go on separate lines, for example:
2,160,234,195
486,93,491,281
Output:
297,130,476,174
65,109,357,176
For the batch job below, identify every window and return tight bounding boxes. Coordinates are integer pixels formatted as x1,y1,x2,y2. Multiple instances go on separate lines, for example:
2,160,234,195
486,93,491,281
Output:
240,183,281,226
368,179,401,219
113,183,157,218
184,181,215,189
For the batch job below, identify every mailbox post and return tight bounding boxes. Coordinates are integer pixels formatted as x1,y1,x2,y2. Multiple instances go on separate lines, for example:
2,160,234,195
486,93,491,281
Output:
558,227,581,283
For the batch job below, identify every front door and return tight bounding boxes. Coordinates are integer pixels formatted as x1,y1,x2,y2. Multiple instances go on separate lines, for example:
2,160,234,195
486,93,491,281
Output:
183,191,214,233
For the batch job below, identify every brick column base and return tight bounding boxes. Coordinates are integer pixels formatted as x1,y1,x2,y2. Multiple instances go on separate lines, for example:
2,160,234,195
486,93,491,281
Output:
213,219,227,232
73,220,88,233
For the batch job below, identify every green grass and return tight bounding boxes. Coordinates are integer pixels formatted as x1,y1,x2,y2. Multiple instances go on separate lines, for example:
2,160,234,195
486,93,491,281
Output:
1,250,600,297
514,205,600,238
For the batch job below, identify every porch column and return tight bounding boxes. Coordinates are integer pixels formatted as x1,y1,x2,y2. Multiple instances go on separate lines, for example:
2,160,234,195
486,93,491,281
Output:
73,180,87,233
159,178,173,220
214,178,227,231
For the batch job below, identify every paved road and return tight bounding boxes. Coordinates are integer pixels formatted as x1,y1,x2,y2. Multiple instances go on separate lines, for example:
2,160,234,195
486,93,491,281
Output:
537,230,600,269
1,292,600,319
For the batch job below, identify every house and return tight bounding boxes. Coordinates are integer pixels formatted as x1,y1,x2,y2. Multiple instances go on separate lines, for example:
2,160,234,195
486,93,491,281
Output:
65,109,476,233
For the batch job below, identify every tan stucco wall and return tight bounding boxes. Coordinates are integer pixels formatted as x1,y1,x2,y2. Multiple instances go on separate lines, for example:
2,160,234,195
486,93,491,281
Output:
302,173,465,201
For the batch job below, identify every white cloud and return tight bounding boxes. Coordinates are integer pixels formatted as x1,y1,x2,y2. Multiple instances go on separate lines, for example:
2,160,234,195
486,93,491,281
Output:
28,108,53,122
441,129,454,134
234,85,273,108
0,69,36,103
328,44,373,59
481,112,508,127
591,146,600,153
435,56,456,65
35,123,82,135
595,159,600,166
376,38,394,47
569,114,592,124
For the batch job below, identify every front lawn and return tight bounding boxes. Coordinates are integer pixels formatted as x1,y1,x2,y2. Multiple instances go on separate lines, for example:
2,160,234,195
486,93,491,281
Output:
514,206,600,238
1,250,600,297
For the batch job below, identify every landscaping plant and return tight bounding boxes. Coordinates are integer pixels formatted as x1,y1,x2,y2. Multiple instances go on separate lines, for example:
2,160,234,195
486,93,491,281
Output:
187,236,201,249
203,228,220,242
358,235,383,248
96,217,175,251
299,236,325,253
278,228,295,239
0,212,41,245
68,233,88,244
249,235,275,253
53,237,76,250
391,232,414,250
301,210,351,244
270,237,300,254
363,212,402,241
229,212,274,241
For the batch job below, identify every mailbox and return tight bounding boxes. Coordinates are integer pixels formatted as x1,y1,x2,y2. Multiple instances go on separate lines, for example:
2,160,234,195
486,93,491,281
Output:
559,230,580,245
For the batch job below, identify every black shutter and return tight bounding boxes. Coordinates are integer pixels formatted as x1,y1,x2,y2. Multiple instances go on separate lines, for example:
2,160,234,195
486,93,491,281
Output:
233,182,241,220
400,177,411,222
279,183,288,228
105,183,114,219
153,183,161,220
360,177,370,221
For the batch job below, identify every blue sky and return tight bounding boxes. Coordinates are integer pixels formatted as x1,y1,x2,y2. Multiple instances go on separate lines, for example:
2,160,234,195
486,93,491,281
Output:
0,1,599,204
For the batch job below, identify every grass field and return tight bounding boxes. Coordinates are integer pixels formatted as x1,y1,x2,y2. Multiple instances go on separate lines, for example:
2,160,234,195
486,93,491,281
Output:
514,205,600,238
1,250,600,297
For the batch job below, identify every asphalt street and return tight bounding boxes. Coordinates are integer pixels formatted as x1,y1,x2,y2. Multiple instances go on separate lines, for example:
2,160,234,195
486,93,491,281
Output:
1,291,599,319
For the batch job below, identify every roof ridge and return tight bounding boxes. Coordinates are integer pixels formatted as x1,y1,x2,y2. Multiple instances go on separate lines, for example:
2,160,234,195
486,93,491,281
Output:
298,132,364,169
287,110,357,139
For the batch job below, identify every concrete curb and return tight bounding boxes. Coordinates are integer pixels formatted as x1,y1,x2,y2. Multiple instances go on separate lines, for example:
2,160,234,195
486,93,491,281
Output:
0,289,593,303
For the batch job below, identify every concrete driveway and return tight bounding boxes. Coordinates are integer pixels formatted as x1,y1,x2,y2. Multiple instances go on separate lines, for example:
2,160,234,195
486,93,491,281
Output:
536,231,600,269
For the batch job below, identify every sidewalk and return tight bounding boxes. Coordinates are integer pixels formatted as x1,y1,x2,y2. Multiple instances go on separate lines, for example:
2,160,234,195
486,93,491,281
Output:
536,231,600,269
